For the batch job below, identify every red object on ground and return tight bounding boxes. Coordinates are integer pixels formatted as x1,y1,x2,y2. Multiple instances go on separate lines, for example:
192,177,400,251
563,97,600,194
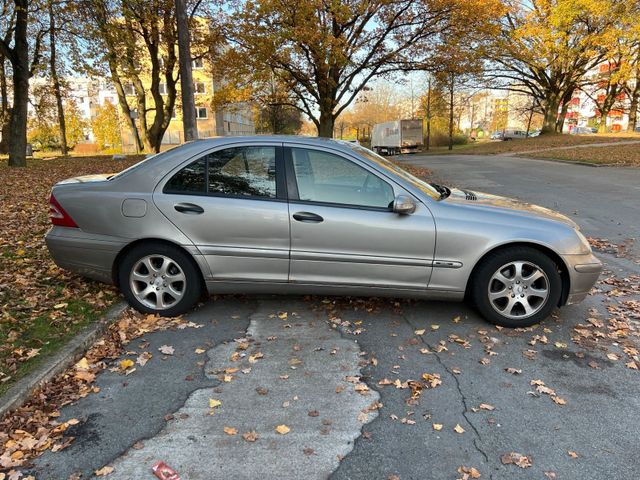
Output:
152,461,181,480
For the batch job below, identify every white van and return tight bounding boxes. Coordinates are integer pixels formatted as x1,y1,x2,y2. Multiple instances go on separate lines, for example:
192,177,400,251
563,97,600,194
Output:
502,129,528,140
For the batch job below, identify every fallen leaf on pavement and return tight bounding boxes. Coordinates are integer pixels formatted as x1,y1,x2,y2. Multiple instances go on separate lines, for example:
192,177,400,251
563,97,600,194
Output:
457,466,481,479
195,348,206,354
275,424,290,435
136,352,152,366
209,398,222,409
242,431,258,442
479,403,495,411
414,329,425,336
501,452,532,468
421,373,442,388
249,352,264,363
223,426,238,435
568,451,578,458
432,423,443,431
119,359,134,370
95,466,114,476
505,368,522,375
454,424,465,434
158,345,174,355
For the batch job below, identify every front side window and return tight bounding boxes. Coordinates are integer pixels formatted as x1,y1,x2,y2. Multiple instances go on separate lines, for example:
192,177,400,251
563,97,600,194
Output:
290,148,394,209
164,146,277,199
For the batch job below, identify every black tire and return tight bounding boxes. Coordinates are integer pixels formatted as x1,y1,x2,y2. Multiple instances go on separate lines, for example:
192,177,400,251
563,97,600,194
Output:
118,241,203,317
469,246,562,328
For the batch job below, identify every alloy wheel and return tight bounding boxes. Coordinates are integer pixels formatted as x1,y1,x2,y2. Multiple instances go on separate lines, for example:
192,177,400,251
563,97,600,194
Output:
487,261,550,320
129,255,186,310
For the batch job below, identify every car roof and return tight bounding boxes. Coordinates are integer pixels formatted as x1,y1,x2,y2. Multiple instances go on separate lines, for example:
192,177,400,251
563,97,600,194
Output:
186,135,354,150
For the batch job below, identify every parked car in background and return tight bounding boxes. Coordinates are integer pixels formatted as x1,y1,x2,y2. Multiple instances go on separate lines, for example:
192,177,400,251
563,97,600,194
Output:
490,131,504,140
45,136,601,328
528,129,541,137
571,126,596,135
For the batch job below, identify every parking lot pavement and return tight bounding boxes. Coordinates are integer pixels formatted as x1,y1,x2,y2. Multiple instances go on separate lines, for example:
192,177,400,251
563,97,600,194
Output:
30,297,379,479
328,284,640,480
27,155,639,479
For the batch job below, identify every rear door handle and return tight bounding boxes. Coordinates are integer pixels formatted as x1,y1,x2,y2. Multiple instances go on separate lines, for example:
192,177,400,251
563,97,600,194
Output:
293,211,323,223
174,202,204,214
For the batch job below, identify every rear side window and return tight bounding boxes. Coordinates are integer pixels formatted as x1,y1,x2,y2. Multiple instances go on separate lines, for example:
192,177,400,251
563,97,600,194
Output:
209,146,276,198
164,146,277,199
164,158,206,193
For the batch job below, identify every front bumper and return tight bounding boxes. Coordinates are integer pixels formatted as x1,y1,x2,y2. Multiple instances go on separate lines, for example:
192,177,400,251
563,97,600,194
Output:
560,252,603,305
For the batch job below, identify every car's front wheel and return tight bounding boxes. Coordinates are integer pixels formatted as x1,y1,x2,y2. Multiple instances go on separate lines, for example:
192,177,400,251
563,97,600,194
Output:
118,242,202,316
470,246,562,328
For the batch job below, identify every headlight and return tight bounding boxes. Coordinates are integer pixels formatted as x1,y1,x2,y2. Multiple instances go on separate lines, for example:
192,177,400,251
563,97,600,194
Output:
575,229,592,253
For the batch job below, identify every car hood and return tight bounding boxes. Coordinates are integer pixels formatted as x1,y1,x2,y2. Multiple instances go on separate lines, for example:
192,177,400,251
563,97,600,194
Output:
444,188,579,229
57,174,114,185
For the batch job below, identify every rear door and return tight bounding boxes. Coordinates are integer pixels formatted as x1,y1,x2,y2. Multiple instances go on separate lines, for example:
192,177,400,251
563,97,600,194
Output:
153,142,290,282
284,145,436,289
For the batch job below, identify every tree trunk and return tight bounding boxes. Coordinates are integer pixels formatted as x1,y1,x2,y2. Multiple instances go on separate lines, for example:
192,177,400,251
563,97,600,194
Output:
525,101,535,137
49,2,67,155
318,110,334,138
175,0,197,142
555,88,574,133
541,92,561,135
448,73,454,151
9,69,29,167
8,0,29,167
0,55,9,154
627,81,639,132
425,78,431,151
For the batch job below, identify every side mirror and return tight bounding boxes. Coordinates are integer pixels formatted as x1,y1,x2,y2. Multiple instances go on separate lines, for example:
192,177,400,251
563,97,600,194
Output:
393,194,416,215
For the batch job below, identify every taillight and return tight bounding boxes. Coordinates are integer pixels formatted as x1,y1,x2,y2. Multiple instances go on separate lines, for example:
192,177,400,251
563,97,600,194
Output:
49,194,78,228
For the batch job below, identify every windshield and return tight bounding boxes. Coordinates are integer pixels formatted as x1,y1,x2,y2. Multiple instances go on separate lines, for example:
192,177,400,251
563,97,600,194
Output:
346,144,440,200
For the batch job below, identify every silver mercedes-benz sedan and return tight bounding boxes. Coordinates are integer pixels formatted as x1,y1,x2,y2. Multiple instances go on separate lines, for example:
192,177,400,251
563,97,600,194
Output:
45,136,602,327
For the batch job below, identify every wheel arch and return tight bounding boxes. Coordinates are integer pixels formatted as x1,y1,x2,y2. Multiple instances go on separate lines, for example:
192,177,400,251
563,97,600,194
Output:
112,238,207,294
465,241,570,307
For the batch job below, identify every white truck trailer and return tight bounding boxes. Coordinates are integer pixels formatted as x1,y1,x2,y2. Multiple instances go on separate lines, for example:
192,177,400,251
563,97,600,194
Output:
371,119,423,155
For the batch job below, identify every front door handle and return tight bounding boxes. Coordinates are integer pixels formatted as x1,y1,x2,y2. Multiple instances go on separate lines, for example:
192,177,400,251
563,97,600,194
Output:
293,211,324,223
174,203,204,214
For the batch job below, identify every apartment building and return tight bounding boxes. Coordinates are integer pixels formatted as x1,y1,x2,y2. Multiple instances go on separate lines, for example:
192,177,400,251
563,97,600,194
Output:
564,62,634,133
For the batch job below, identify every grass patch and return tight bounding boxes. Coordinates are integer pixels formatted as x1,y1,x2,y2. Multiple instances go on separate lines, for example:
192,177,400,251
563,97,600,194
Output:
460,133,640,155
528,143,640,167
0,155,140,393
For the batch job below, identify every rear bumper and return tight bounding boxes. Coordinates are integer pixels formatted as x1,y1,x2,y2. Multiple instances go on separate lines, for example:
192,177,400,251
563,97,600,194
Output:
560,252,603,305
45,227,127,284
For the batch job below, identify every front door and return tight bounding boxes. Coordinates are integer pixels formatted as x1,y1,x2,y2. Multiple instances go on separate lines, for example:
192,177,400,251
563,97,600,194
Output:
154,143,290,282
285,145,436,289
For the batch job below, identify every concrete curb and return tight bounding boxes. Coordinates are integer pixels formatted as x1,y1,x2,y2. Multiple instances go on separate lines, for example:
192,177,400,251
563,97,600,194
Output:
0,301,128,418
507,155,613,167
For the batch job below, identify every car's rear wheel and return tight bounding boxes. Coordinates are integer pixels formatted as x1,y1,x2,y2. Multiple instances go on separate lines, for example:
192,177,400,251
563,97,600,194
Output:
118,242,202,316
470,246,562,328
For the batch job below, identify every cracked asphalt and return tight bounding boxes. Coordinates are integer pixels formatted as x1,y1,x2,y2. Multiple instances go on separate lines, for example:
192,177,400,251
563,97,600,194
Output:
28,154,640,479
